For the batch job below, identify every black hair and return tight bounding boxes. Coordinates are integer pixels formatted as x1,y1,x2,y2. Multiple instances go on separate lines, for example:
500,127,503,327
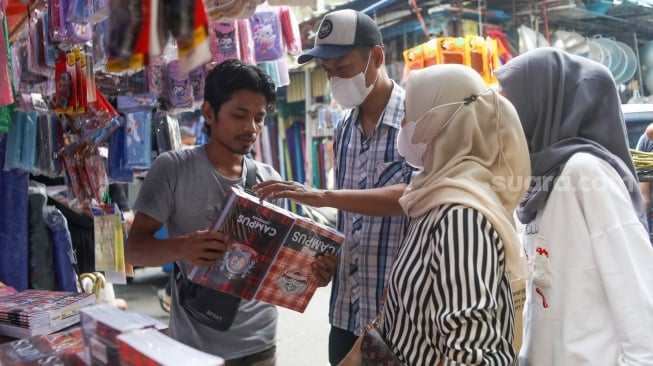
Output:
204,60,276,137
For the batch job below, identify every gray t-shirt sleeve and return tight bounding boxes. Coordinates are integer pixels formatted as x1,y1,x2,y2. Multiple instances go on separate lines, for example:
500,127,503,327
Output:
133,152,176,224
636,134,653,152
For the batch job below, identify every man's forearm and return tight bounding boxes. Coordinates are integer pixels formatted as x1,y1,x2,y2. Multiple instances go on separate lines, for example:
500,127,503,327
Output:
125,233,184,267
321,184,406,216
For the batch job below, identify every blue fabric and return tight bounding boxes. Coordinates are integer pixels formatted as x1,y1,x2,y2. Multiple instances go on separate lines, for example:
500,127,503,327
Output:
0,133,29,290
45,206,79,292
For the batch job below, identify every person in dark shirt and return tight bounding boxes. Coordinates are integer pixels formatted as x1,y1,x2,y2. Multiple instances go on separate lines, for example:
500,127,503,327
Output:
636,123,653,242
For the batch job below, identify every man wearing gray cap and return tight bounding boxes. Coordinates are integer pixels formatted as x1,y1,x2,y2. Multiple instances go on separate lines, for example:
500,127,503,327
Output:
259,9,415,365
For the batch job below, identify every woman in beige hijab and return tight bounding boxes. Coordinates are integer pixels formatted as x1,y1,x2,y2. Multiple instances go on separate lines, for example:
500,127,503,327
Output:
338,63,530,365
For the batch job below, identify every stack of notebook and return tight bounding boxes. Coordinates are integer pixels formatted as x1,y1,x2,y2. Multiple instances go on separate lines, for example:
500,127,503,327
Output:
0,288,96,338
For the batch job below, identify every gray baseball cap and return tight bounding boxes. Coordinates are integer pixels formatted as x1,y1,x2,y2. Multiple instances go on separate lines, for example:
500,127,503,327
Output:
298,10,383,64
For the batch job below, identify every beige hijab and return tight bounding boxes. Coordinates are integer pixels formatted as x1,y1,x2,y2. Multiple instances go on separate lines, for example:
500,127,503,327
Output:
399,64,531,277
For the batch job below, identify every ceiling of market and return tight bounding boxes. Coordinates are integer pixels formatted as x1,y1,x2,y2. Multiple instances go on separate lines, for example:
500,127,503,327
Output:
296,0,653,48
4,0,653,56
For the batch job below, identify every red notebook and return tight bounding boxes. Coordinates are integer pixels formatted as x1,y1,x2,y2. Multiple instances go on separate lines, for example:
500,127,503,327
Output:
187,187,345,312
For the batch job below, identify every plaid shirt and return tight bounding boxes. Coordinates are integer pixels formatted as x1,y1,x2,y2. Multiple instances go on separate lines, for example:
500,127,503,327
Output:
330,81,415,334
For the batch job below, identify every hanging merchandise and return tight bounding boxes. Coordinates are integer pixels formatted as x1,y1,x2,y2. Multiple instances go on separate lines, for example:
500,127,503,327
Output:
203,0,259,22
32,93,62,177
84,149,109,204
153,111,182,154
92,20,108,69
107,122,134,183
209,20,240,64
204,0,237,21
0,19,13,133
106,0,147,72
166,59,193,108
67,87,121,145
259,60,281,87
54,47,97,116
233,0,258,20
278,6,301,56
57,136,110,205
220,0,246,21
276,56,289,86
237,18,255,64
146,55,167,97
169,0,212,73
250,6,284,61
48,0,92,44
116,93,156,170
35,113,62,177
91,201,127,284
0,10,14,110
189,64,206,103
61,145,91,203
149,0,165,57
3,106,38,171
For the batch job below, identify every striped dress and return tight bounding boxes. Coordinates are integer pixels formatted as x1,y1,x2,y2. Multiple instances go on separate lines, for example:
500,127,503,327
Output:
380,204,516,365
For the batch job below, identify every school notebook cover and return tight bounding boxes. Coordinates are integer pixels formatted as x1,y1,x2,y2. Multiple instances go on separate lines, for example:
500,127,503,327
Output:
255,214,344,312
0,327,85,366
187,187,346,312
187,187,295,300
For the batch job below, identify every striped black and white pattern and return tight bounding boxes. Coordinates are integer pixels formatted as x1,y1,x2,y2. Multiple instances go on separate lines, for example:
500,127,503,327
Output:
380,204,516,366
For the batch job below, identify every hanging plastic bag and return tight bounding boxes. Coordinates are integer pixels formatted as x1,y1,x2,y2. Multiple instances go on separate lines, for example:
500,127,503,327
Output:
91,202,127,284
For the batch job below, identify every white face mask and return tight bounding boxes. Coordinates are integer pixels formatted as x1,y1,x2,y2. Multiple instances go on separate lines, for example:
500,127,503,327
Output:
397,98,472,169
329,53,376,109
397,119,427,169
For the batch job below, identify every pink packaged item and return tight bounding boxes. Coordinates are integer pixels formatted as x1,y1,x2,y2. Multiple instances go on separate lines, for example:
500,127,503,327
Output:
166,60,193,108
237,19,256,64
279,6,301,55
209,21,240,64
0,13,14,107
249,8,284,61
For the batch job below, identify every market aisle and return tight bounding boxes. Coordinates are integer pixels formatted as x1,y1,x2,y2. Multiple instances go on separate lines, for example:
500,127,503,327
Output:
113,267,331,366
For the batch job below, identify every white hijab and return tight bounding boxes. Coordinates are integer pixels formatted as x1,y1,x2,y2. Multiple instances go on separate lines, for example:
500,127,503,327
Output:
399,64,531,277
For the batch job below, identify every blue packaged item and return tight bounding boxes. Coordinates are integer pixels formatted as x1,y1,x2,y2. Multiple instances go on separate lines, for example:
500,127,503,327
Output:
117,93,156,170
123,110,152,169
4,109,25,170
45,206,80,292
107,122,134,183
20,110,38,172
0,133,29,290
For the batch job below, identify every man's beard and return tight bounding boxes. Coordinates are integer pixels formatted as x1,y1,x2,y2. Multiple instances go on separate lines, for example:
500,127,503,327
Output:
227,144,253,156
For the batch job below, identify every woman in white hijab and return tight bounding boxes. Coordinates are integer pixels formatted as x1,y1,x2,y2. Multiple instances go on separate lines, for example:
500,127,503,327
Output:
495,47,653,366
339,63,530,365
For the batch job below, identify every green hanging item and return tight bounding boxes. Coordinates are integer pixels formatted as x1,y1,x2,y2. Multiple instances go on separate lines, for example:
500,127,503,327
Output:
0,103,14,134
102,190,112,205
0,15,16,133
